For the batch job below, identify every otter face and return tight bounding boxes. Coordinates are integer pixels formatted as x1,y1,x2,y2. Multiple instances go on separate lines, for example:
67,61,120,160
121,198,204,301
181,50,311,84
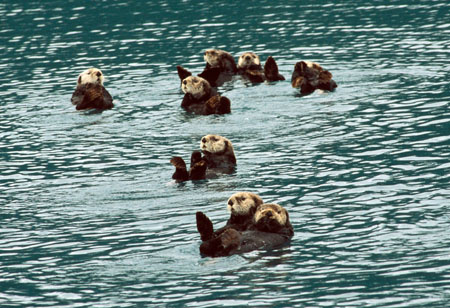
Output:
77,68,104,85
200,134,231,154
204,49,223,67
181,76,210,99
254,203,288,228
238,52,261,69
227,192,263,216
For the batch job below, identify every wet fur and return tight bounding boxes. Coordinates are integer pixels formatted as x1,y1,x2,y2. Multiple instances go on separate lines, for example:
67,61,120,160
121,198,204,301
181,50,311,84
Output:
170,135,236,182
180,76,231,115
176,49,237,87
237,53,285,83
200,134,236,171
197,202,293,257
71,83,113,110
71,68,113,110
170,151,207,182
196,192,264,241
291,61,337,94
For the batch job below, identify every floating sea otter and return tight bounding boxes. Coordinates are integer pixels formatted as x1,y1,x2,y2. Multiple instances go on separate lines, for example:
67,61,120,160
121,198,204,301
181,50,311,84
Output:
200,134,236,172
197,203,294,257
71,68,114,110
180,76,231,115
196,192,264,241
291,61,337,94
237,52,285,83
177,49,237,87
170,135,236,182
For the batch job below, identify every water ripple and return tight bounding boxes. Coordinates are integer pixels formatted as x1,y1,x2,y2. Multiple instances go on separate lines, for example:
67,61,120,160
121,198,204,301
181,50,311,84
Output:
1,0,450,307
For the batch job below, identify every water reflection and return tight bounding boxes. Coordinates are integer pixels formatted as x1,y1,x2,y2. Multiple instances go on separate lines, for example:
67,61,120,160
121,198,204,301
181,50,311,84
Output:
1,0,450,307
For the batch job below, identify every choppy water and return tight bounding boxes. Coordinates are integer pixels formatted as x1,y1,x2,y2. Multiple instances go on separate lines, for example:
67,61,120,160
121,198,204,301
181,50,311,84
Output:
1,1,450,307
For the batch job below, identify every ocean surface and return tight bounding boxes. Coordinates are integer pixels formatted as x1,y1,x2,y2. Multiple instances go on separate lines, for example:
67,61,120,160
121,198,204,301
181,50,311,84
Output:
1,0,450,307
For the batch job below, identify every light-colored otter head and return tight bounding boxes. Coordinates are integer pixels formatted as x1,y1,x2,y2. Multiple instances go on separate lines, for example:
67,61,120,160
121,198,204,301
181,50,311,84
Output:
181,76,211,99
237,52,261,69
254,203,288,227
200,134,234,155
204,49,226,67
227,192,264,215
304,61,324,71
77,68,104,85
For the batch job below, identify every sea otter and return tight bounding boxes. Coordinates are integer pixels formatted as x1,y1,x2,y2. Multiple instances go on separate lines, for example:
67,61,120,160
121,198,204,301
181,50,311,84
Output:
170,135,236,182
71,68,114,110
177,49,237,87
291,61,337,94
203,49,237,73
170,151,207,182
200,134,236,172
196,192,264,241
180,76,231,115
198,203,294,257
237,52,285,83
251,203,294,237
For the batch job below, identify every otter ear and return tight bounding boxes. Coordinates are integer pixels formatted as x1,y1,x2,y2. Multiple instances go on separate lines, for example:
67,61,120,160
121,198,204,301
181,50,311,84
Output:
223,140,229,150
285,210,290,222
253,195,262,206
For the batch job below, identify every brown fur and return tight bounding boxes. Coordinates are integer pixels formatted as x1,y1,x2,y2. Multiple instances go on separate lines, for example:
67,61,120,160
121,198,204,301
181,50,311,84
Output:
71,68,113,110
180,77,230,115
291,61,337,94
237,53,285,83
252,203,294,237
200,134,236,170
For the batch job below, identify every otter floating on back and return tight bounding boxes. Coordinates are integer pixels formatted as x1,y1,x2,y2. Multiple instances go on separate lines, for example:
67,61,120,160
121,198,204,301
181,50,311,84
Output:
180,76,231,115
237,52,285,83
291,61,337,95
177,49,237,87
71,68,114,110
197,202,294,257
196,192,264,241
170,134,236,182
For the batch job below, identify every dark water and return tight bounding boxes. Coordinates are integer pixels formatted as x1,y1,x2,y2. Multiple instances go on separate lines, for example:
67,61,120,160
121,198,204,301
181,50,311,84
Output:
1,0,450,307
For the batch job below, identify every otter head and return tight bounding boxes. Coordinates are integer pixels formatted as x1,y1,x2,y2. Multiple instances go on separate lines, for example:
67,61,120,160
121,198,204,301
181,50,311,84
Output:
254,203,290,233
200,134,233,155
237,52,261,69
181,76,211,99
77,68,104,85
226,192,263,217
204,49,223,67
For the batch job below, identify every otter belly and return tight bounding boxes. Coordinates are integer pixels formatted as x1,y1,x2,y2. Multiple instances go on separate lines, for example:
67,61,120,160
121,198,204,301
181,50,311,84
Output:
235,231,291,254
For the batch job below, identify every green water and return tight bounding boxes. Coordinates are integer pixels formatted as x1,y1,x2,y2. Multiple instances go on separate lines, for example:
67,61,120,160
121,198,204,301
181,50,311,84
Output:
1,1,449,307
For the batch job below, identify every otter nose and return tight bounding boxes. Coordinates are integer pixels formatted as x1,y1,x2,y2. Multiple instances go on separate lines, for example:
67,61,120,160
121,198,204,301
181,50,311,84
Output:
183,80,187,85
96,72,102,77
266,211,273,217
202,137,206,143
245,55,251,60
228,200,233,206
